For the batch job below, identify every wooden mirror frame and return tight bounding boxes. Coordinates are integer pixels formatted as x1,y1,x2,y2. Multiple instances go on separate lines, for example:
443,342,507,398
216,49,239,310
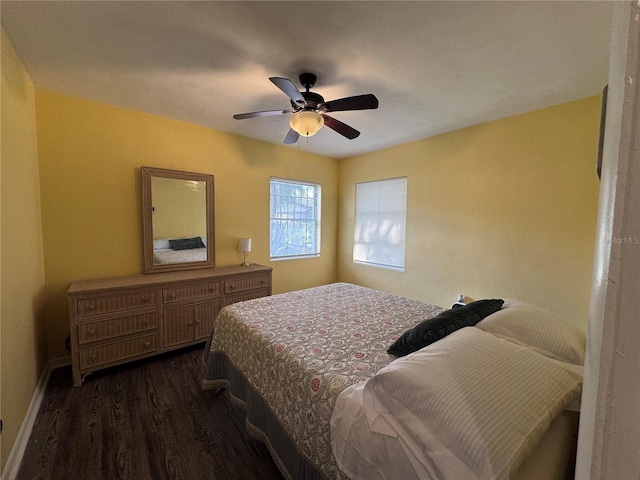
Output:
141,166,215,273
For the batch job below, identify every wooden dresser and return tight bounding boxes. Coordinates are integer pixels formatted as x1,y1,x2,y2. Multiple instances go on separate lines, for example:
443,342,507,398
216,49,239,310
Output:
68,264,272,386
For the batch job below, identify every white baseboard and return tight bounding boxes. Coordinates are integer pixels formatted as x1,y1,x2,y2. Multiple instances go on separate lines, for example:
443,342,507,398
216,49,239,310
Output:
48,355,71,370
1,355,70,480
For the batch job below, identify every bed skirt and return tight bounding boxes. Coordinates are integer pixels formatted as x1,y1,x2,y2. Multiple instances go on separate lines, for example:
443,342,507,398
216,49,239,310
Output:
203,350,329,480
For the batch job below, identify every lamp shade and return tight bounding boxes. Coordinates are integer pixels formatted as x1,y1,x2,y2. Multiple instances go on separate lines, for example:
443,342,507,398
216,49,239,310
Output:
238,238,252,253
289,111,324,137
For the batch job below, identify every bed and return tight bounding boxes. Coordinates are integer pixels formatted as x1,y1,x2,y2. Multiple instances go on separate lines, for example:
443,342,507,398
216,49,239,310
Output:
202,283,585,480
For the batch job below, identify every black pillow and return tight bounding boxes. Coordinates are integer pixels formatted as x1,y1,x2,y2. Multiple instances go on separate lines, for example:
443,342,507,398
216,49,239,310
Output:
387,299,504,357
168,236,205,251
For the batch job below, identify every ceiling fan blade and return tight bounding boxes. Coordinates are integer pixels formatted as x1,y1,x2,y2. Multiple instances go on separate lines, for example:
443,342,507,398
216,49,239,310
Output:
321,114,360,140
269,77,306,107
320,94,379,112
233,109,293,120
283,128,300,144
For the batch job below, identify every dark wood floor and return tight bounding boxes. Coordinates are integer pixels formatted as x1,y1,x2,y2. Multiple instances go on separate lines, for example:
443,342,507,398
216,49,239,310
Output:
17,346,285,480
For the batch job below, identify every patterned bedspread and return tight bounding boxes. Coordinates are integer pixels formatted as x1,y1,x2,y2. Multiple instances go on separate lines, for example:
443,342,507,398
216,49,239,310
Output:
202,282,443,480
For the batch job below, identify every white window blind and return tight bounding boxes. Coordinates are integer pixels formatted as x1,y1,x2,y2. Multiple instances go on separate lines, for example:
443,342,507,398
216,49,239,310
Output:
353,177,407,270
270,178,321,259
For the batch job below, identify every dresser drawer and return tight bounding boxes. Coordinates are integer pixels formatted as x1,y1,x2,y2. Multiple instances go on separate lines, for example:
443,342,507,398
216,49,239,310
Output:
79,334,157,369
77,312,158,345
77,291,157,318
225,275,271,294
163,282,221,304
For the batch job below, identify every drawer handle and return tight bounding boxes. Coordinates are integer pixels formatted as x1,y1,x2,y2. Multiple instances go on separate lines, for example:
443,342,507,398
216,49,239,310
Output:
195,319,201,325
142,319,150,326
187,321,194,326
141,295,149,303
90,354,97,360
260,280,266,285
144,342,151,348
169,293,177,299
88,330,96,336
87,304,96,311
228,285,235,291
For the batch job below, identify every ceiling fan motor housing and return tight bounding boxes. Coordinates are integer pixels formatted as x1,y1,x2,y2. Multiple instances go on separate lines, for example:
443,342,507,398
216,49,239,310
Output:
289,72,324,111
292,91,324,111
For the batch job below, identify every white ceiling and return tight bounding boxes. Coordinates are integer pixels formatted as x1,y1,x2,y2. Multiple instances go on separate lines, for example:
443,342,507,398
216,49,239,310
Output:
1,1,613,159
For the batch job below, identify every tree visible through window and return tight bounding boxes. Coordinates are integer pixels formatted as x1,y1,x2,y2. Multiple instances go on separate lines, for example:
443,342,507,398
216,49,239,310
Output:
270,178,321,259
353,177,407,270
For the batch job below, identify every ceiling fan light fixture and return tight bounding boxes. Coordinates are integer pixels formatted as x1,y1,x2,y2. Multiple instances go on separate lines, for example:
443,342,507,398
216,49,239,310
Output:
289,110,324,137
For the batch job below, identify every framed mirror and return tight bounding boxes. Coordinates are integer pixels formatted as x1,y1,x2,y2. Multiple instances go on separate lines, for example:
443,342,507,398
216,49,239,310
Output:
141,166,215,273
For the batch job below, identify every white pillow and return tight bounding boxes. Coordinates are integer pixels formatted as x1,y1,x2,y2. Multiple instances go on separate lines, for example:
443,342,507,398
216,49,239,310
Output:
333,327,583,480
475,299,586,365
152,238,171,250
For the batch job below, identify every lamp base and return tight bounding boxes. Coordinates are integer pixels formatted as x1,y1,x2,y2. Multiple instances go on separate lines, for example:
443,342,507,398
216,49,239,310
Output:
241,261,250,266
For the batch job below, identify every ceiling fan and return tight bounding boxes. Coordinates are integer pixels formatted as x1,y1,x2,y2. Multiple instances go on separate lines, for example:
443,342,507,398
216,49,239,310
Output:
233,73,379,144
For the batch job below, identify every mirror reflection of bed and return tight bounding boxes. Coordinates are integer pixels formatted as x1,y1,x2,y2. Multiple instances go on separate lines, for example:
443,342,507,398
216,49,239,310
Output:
152,236,208,264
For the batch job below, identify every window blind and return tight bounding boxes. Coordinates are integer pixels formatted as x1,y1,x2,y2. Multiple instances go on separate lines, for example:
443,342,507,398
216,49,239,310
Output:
354,177,407,270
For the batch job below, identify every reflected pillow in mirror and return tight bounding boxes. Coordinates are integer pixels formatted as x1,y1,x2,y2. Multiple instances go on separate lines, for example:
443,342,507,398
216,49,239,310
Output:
169,236,206,250
153,238,171,250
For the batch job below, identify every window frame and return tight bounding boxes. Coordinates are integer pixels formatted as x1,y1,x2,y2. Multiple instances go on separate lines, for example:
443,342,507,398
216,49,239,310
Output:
269,177,321,261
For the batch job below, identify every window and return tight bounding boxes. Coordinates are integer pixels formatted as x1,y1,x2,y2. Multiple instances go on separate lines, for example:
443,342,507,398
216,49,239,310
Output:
270,178,321,260
353,177,407,270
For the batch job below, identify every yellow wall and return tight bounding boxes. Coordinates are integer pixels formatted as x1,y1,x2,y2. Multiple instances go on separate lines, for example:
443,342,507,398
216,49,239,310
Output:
338,96,601,328
35,91,338,359
0,29,48,471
